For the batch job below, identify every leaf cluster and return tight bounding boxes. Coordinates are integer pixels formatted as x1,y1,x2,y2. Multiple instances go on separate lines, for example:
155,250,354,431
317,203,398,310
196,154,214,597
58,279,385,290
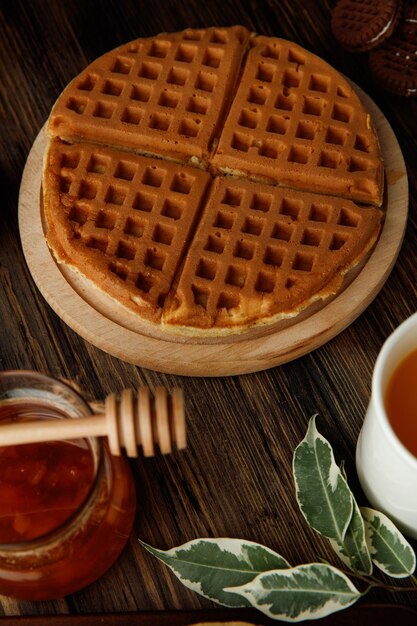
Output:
140,415,417,622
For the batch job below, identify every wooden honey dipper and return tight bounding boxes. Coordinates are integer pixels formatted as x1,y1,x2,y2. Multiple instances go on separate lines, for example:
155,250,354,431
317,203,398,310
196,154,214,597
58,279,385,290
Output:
0,387,186,457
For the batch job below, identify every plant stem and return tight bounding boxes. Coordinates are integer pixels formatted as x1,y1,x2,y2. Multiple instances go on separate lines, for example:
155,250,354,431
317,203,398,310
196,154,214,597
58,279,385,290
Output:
375,584,417,592
337,567,417,592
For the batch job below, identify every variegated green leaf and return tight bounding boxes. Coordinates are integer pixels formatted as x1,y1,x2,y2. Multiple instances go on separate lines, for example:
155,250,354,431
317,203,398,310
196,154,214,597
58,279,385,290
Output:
361,507,416,578
329,497,372,575
293,416,353,543
339,460,347,481
139,538,290,607
227,563,361,622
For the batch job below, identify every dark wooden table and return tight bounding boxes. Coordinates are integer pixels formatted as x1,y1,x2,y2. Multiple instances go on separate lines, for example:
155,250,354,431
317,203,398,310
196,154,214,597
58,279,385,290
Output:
1,0,417,623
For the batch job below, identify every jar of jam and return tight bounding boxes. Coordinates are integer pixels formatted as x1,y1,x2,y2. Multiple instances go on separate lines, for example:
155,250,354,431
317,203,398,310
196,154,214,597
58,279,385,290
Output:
0,370,136,600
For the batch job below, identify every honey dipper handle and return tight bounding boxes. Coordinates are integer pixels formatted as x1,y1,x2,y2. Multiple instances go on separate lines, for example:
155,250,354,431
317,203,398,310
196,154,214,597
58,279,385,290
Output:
0,387,186,457
0,414,107,448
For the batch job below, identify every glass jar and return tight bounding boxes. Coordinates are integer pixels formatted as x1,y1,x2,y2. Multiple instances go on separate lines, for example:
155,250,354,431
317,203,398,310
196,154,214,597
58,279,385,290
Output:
0,370,136,600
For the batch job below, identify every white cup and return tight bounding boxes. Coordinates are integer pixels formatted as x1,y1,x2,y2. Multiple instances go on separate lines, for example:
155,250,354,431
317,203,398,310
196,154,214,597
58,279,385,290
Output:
356,311,417,538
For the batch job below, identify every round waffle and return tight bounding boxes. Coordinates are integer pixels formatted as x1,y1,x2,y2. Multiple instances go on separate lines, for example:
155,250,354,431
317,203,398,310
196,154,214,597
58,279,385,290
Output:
43,28,385,335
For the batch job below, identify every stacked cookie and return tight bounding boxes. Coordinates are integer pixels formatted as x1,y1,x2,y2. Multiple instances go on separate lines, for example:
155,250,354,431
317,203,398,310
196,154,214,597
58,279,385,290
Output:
332,0,417,97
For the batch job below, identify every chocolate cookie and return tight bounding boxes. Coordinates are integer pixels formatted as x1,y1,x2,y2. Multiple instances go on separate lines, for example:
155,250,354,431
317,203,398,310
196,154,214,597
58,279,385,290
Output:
369,1,417,96
332,0,402,52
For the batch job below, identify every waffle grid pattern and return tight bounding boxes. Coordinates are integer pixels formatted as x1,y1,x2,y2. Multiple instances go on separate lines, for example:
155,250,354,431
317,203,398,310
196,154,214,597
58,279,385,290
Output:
44,30,384,332
45,141,210,319
212,36,382,205
163,177,381,329
48,26,249,162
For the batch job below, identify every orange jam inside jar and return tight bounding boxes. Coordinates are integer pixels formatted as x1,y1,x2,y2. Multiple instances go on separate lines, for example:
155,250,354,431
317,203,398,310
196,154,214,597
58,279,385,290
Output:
0,371,136,600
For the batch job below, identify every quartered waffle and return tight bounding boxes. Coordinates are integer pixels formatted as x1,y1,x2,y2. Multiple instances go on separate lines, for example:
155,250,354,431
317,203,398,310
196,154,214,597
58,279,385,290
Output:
163,177,382,332
211,36,383,206
47,26,250,168
43,139,211,323
43,27,385,335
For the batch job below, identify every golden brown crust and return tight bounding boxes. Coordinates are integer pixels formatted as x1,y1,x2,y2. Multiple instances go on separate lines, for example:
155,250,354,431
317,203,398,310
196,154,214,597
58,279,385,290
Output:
211,37,384,206
47,27,251,166
43,139,211,323
162,177,382,333
43,28,384,335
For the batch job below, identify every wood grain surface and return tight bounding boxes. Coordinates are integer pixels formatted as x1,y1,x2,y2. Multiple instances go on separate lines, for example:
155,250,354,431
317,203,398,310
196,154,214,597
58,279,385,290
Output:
1,0,417,621
3,605,417,626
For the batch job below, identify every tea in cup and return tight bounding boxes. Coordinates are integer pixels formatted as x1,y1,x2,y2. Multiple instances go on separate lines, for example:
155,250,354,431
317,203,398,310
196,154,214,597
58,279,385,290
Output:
356,312,417,538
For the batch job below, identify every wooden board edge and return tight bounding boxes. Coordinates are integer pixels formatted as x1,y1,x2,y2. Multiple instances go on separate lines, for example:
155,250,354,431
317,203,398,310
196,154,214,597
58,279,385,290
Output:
18,90,408,376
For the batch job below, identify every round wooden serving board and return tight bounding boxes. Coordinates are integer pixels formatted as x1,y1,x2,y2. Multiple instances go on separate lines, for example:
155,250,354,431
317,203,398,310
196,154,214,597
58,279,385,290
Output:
18,90,408,376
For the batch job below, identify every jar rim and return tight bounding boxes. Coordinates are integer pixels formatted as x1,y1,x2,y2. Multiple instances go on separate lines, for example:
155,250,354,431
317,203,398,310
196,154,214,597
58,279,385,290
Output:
0,370,105,552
